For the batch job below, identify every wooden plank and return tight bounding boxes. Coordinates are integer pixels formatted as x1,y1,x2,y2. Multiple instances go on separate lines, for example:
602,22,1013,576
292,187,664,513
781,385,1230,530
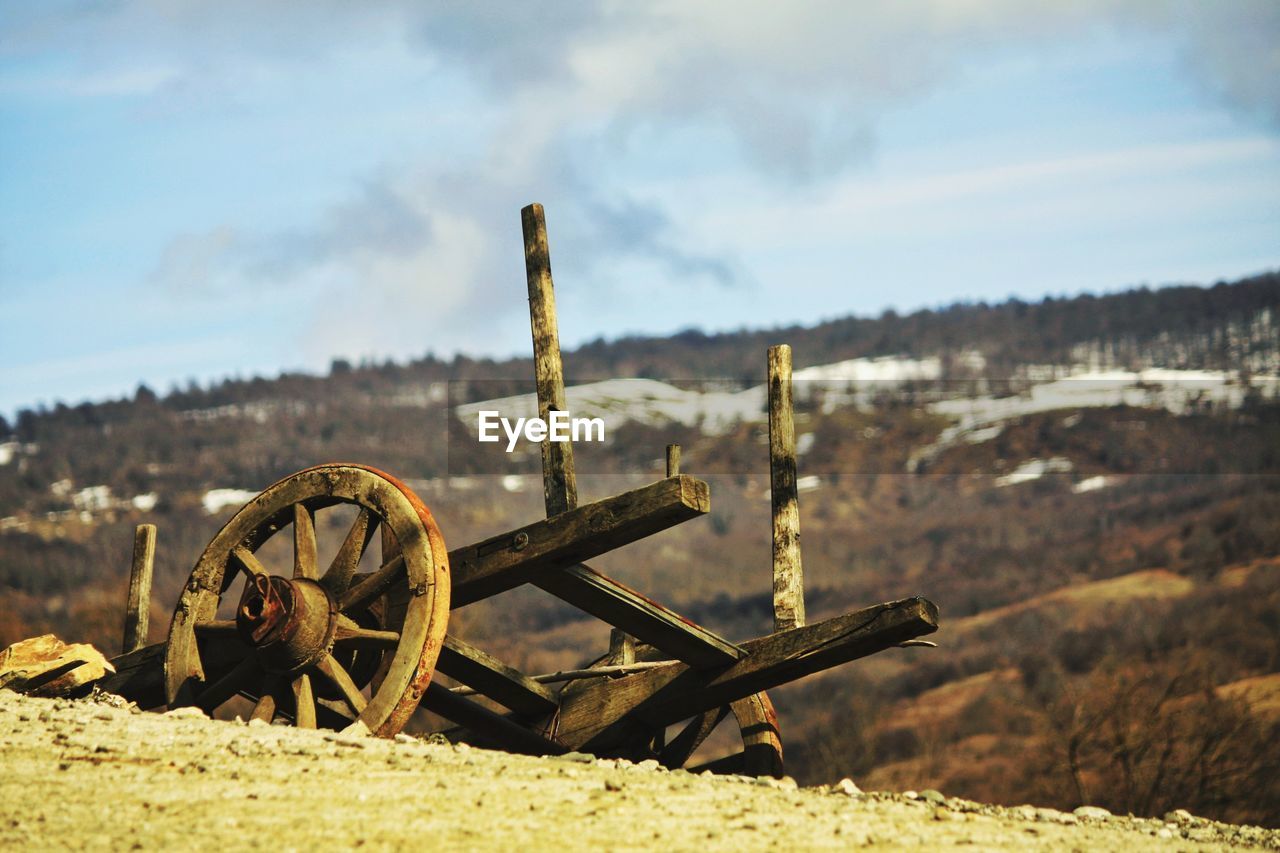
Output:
100,635,248,710
608,628,635,666
532,564,743,667
421,682,564,756
100,642,166,709
522,202,577,517
665,444,681,477
768,344,805,631
122,524,156,654
449,474,709,605
550,596,939,753
436,635,558,717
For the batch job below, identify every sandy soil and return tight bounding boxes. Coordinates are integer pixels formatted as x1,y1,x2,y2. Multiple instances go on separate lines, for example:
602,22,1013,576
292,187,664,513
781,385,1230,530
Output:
0,690,1275,852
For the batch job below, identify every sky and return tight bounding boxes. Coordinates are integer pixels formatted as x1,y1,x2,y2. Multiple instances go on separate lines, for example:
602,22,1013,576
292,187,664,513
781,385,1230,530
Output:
1,1,1278,418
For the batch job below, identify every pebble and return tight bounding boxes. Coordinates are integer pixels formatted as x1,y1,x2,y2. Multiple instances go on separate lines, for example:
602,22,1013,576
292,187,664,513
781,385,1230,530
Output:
835,778,862,796
163,707,207,719
1010,805,1038,821
559,751,595,763
394,733,416,744
633,759,660,772
1073,805,1112,820
919,789,946,805
1163,808,1194,824
903,790,919,800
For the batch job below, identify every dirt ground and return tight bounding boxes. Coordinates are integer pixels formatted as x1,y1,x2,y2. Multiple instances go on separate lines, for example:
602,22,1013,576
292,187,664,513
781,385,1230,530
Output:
0,690,1275,851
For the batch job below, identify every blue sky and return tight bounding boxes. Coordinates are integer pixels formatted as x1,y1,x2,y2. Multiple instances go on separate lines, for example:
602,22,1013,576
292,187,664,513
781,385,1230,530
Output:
1,2,1278,417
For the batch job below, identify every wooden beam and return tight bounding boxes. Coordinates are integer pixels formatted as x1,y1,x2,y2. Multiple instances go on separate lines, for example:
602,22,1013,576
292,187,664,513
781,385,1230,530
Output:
522,202,577,517
550,596,939,753
100,642,166,709
122,524,156,655
532,564,742,667
768,344,805,631
421,682,564,756
608,627,635,666
665,444,681,477
449,474,709,605
435,635,558,717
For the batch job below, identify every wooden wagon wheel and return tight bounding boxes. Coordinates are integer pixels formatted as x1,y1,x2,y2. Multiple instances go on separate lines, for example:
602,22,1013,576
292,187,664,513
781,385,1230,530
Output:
657,690,784,778
164,464,450,737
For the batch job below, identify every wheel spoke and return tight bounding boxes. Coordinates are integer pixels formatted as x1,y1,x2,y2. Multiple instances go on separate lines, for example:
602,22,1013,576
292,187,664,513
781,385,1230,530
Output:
381,523,400,565
291,674,316,729
250,677,279,723
660,705,729,768
315,653,368,717
333,615,400,648
321,508,377,594
196,655,260,713
230,546,270,579
193,619,239,637
338,553,405,613
293,503,318,580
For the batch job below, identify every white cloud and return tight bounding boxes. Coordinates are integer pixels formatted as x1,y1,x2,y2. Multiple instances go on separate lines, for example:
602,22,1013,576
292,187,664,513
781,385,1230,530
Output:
6,2,1278,376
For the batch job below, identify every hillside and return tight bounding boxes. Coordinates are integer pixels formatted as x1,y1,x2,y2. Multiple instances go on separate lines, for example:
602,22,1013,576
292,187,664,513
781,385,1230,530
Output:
2,690,1275,851
1,273,1279,826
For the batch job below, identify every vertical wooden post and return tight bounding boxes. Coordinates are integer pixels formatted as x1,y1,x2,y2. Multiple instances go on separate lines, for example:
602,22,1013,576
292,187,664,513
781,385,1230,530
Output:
522,203,578,517
608,445,684,666
607,628,635,666
122,523,156,655
768,345,805,631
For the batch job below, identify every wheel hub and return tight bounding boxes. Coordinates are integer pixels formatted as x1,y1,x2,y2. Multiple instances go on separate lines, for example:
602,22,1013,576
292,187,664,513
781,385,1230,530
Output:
235,573,336,674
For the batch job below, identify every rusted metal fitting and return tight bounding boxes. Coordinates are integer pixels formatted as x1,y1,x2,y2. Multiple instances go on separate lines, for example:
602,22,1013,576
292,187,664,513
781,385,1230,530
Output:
237,573,291,644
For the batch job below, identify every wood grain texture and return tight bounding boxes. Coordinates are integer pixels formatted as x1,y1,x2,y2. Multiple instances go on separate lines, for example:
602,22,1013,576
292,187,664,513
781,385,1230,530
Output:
448,475,709,605
101,642,166,709
522,202,577,517
122,524,156,655
532,563,742,667
422,681,566,756
550,596,939,753
436,635,558,717
768,344,805,631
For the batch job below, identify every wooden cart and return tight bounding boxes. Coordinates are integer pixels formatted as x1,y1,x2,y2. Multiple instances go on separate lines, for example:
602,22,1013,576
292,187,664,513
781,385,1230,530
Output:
100,205,939,777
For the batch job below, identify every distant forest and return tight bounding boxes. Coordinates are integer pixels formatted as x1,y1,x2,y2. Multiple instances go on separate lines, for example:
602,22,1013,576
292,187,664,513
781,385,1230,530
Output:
3,270,1275,438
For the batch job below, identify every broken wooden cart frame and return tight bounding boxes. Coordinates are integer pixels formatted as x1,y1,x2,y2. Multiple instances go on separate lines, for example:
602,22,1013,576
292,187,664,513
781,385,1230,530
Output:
99,204,939,776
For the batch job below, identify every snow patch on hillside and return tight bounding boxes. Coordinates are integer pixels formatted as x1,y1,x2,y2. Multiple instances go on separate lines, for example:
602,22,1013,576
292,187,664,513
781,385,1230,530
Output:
912,369,1280,473
995,457,1073,487
454,356,946,436
202,488,258,515
1072,475,1117,494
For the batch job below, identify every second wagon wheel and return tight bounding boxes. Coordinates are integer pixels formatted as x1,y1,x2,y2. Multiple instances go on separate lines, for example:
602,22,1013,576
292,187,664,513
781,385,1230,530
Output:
164,464,450,736
659,691,784,778
564,647,784,777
